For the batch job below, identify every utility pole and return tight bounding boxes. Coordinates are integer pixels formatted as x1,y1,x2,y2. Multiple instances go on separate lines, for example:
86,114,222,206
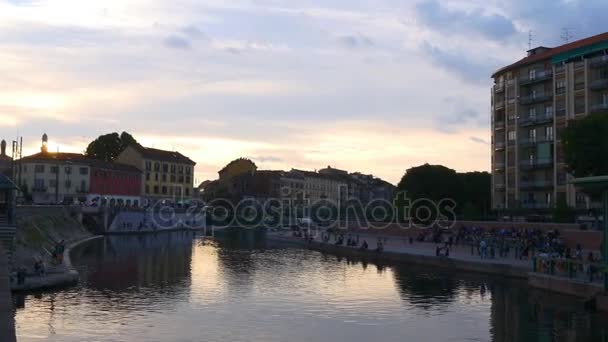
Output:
55,147,60,204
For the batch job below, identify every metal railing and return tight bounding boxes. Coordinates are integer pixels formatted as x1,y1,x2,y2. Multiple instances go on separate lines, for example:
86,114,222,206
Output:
520,92,553,105
494,142,506,150
532,255,606,284
590,79,608,91
519,180,554,189
494,101,505,110
519,113,554,126
494,83,505,92
519,158,553,168
519,136,553,146
519,70,553,85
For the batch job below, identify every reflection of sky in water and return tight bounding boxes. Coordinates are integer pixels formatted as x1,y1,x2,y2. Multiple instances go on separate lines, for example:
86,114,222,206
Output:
13,231,608,342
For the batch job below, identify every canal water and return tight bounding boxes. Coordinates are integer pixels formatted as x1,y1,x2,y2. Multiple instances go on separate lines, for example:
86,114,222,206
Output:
13,230,608,342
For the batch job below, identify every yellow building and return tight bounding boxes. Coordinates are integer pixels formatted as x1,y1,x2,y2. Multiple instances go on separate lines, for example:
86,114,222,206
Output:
115,144,196,204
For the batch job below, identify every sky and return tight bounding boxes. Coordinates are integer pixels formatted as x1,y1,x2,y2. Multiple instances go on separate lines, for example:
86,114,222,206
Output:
1,0,607,185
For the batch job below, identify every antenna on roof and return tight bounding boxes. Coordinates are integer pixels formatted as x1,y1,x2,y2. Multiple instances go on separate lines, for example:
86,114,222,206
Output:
528,30,533,50
561,28,574,43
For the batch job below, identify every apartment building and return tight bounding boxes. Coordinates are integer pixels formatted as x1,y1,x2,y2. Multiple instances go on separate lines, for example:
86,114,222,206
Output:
115,143,196,204
491,32,608,212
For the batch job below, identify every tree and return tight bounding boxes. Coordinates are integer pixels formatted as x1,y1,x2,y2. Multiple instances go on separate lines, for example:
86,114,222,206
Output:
85,132,137,162
552,194,576,223
562,114,608,178
458,171,491,219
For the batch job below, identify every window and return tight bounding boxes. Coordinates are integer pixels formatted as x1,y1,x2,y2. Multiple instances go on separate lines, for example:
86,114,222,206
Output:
146,172,150,181
65,166,71,174
178,175,184,183
171,164,176,173
178,165,184,174
529,107,536,119
186,176,191,184
556,79,566,90
145,185,150,194
545,126,553,140
49,179,57,187
79,167,88,175
35,164,45,173
154,162,160,171
185,188,190,196
50,166,58,174
603,93,608,105
528,129,536,142
65,180,72,188
163,164,169,173
545,105,553,116
155,173,159,181
153,185,159,194
529,69,536,80
186,166,191,175
575,96,585,113
34,179,44,189
81,180,87,191
508,130,516,141
145,161,152,171
162,174,167,182
170,175,176,182
162,186,167,194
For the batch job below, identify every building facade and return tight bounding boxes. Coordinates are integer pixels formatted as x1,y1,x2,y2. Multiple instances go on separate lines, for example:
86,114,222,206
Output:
491,32,608,212
88,161,142,206
115,144,195,204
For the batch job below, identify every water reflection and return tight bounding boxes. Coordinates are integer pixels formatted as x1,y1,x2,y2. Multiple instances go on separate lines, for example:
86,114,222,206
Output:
12,230,608,342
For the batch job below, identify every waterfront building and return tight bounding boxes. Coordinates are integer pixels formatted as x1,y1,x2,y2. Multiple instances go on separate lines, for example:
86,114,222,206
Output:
491,32,608,212
115,143,196,204
88,160,143,206
290,169,346,204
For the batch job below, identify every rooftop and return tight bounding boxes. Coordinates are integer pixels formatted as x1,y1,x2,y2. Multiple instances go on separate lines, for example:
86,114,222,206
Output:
492,31,608,77
131,144,195,165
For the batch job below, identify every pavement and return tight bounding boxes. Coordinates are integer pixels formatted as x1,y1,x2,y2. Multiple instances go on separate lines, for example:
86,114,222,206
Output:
0,245,16,342
269,230,533,269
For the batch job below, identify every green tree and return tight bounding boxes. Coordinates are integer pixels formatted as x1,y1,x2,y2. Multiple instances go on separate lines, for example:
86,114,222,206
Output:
552,194,576,223
85,131,137,162
562,114,608,178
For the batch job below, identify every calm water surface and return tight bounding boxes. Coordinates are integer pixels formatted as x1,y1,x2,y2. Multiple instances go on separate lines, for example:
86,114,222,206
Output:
13,230,608,342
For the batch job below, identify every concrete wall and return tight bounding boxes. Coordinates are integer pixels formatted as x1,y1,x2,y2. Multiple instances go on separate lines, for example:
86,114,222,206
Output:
0,246,16,342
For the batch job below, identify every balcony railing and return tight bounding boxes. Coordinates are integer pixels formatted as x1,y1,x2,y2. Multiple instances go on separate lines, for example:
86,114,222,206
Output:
494,141,506,150
519,136,553,147
520,158,553,169
590,79,608,91
521,202,552,209
519,113,554,126
520,180,554,189
590,103,608,113
494,120,505,130
494,162,506,170
519,70,553,85
494,183,506,190
590,55,608,68
494,83,505,93
556,108,566,117
519,92,553,105
494,101,505,110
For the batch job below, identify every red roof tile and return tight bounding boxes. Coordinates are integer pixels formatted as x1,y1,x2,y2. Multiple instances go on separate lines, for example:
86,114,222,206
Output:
492,31,608,78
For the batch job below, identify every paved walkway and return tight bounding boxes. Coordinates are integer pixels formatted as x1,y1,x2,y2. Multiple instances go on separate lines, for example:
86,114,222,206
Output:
0,246,16,342
270,231,532,269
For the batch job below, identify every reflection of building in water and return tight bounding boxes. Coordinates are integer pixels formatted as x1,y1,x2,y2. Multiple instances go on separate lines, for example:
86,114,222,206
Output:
78,232,194,293
390,265,459,310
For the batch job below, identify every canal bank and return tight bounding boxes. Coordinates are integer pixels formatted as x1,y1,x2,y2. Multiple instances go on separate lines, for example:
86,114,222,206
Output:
0,246,16,342
267,232,608,309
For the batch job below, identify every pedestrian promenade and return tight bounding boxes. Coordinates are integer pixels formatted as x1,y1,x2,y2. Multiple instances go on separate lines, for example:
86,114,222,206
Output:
0,245,16,342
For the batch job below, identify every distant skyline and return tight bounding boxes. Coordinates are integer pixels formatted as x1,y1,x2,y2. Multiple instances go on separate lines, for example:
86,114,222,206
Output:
1,0,607,184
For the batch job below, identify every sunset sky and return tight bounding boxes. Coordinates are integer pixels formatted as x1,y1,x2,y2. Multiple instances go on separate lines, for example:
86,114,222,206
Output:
1,0,607,184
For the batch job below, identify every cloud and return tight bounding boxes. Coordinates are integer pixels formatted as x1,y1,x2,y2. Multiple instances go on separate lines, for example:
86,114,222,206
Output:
469,136,489,145
254,156,284,163
163,35,190,49
416,0,518,42
336,33,375,49
421,41,501,83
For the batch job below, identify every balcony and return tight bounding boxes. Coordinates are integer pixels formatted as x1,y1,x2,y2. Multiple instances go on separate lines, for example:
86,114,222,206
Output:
522,202,552,209
494,83,505,93
590,55,608,68
494,141,506,150
519,113,554,127
590,103,608,113
590,79,608,91
519,92,553,105
494,120,505,130
555,108,566,117
520,180,554,190
519,136,553,147
494,101,505,110
494,162,506,171
494,183,506,190
520,158,553,169
519,70,553,85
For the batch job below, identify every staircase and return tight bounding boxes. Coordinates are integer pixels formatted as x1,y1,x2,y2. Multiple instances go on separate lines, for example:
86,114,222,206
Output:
0,216,16,267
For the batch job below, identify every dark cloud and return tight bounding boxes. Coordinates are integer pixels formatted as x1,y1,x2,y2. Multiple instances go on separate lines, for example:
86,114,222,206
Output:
422,41,500,83
469,136,489,145
336,33,375,49
416,0,517,42
163,35,190,49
